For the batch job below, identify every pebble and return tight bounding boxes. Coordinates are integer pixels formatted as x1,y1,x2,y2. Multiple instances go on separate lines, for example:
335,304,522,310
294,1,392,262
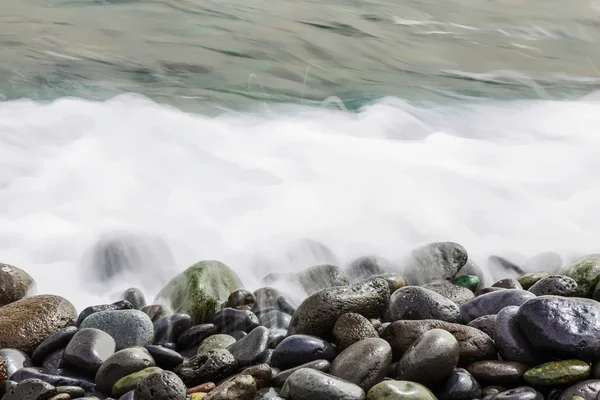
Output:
333,313,379,351
76,300,135,326
95,347,155,392
387,286,462,323
382,319,496,365
396,329,459,386
111,366,163,397
272,360,331,387
454,275,480,293
366,380,436,400
64,328,116,373
560,255,600,297
281,368,365,400
517,295,600,359
517,272,548,290
437,368,481,400
0,356,6,381
288,278,390,338
3,378,57,400
226,326,269,367
271,334,337,370
253,288,280,315
459,289,535,323
174,349,237,387
177,324,217,351
259,310,291,330
80,309,155,350
235,364,272,389
120,288,146,310
404,241,468,285
56,385,85,398
189,381,216,393
10,367,96,391
467,315,496,340
212,308,259,333
227,290,256,310
0,349,32,377
528,275,577,297
491,279,522,290
423,281,475,305
198,334,236,355
144,345,183,370
330,338,391,391
255,387,285,399
0,263,35,307
154,313,193,344
557,379,600,400
494,306,539,365
42,349,65,374
276,296,296,315
523,360,590,386
489,386,543,400
346,256,391,283
32,326,78,366
141,304,170,322
134,370,187,400
455,259,485,291
268,329,287,349
204,374,257,400
467,360,529,385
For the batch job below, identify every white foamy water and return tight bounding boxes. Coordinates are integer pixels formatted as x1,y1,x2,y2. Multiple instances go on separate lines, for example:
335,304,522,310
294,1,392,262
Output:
0,93,599,311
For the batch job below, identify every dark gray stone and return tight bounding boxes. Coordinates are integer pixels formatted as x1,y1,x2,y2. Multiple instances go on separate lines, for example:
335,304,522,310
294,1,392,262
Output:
288,278,390,338
94,347,155,392
489,386,543,400
404,242,468,285
120,288,146,310
255,387,285,399
3,378,56,400
271,335,336,370
259,311,291,330
281,368,365,400
423,281,475,306
213,308,259,333
267,329,287,349
76,300,135,327
0,349,32,377
176,324,217,351
144,345,183,370
272,360,330,387
495,306,538,365
42,349,65,374
230,330,248,341
558,379,600,400
9,367,96,391
467,361,528,385
491,279,522,290
154,313,193,344
396,329,459,386
437,368,481,400
529,275,577,297
79,309,154,350
173,348,237,387
345,256,391,283
64,328,116,373
227,326,269,367
330,338,391,391
332,313,379,351
32,327,78,365
387,286,461,323
460,290,535,323
253,288,280,315
467,315,496,341
276,296,296,315
134,370,186,400
518,295,600,360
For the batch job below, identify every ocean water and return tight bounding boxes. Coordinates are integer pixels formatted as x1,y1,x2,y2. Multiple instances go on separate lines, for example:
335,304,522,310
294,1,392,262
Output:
2,0,600,310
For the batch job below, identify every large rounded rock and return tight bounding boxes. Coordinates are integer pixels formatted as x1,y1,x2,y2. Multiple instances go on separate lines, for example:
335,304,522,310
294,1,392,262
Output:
134,370,187,400
174,348,237,387
64,328,116,373
281,368,365,400
559,255,600,297
558,379,600,400
437,367,481,400
80,309,154,350
387,286,461,323
517,296,600,360
467,361,528,385
382,319,496,365
288,278,390,338
523,360,590,386
403,242,468,285
333,313,379,351
423,281,474,305
330,338,391,391
205,374,257,400
0,295,77,353
396,329,459,386
366,380,436,400
95,347,156,392
0,263,35,307
460,290,535,323
155,260,244,324
495,306,538,365
272,335,336,370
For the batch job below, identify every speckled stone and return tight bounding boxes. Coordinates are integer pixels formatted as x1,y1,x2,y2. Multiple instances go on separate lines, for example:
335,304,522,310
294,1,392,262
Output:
95,347,156,392
0,263,35,307
557,379,600,400
529,275,577,297
134,370,187,400
524,360,590,386
204,374,257,400
3,378,57,400
227,290,256,311
0,356,7,381
467,315,496,341
330,338,392,391
281,369,365,400
174,349,237,388
333,313,379,351
467,361,529,385
197,334,236,356
517,272,548,290
388,286,461,323
423,281,474,306
80,309,154,350
120,288,146,310
491,279,522,290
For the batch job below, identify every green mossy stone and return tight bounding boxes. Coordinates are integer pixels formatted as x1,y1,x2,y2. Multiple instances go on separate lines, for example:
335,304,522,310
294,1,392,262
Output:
517,272,549,290
366,380,438,400
111,366,163,397
56,386,85,398
155,260,244,324
454,275,479,293
524,360,590,386
560,255,600,297
197,334,236,355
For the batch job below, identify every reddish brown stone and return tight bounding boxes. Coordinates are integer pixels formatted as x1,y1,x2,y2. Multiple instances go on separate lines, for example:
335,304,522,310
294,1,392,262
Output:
189,382,216,394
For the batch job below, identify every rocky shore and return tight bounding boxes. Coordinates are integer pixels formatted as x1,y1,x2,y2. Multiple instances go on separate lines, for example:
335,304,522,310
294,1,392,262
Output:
1,242,600,399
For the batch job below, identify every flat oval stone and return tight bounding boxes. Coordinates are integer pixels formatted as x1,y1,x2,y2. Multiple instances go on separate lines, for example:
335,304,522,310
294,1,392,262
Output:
281,368,365,400
271,335,336,370
558,379,600,400
495,306,538,365
56,385,85,398
9,367,96,391
64,328,116,373
134,370,187,400
524,360,590,386
111,366,163,397
144,345,183,370
198,334,236,356
387,286,461,323
330,338,392,391
154,313,193,344
333,313,379,351
517,273,548,290
213,308,259,333
0,349,32,377
177,324,217,351
396,329,459,386
467,315,496,341
3,378,56,400
366,380,436,400
32,327,78,365
95,347,155,392
467,361,528,385
120,288,146,310
226,326,269,368
529,275,577,297
437,368,481,400
489,386,543,400
272,360,330,387
80,309,154,350
382,319,496,365
517,296,600,360
259,311,291,330
460,290,535,323
174,349,237,388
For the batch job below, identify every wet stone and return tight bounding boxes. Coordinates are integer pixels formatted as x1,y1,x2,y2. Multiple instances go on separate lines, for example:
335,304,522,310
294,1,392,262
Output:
134,370,187,400
272,360,331,387
227,290,256,310
281,368,365,400
259,310,291,330
42,349,65,374
387,286,462,323
177,324,217,351
145,345,184,370
154,313,193,344
0,349,32,377
366,380,436,400
213,308,259,334
253,288,280,315
56,385,85,398
10,367,96,391
276,296,296,315
174,348,237,388
489,386,543,400
454,275,480,293
557,379,600,400
271,334,337,370
226,326,269,368
76,300,135,326
330,338,392,391
467,361,529,385
491,279,522,290
333,313,379,351
3,378,57,400
141,304,170,322
80,309,154,350
517,272,549,290
268,329,287,349
467,315,496,341
437,368,482,400
94,347,156,392
423,281,475,306
64,328,116,374
32,326,78,366
529,275,577,297
523,360,590,386
204,374,257,400
111,366,163,397
495,306,539,365
120,288,146,310
198,334,236,355
460,289,535,323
